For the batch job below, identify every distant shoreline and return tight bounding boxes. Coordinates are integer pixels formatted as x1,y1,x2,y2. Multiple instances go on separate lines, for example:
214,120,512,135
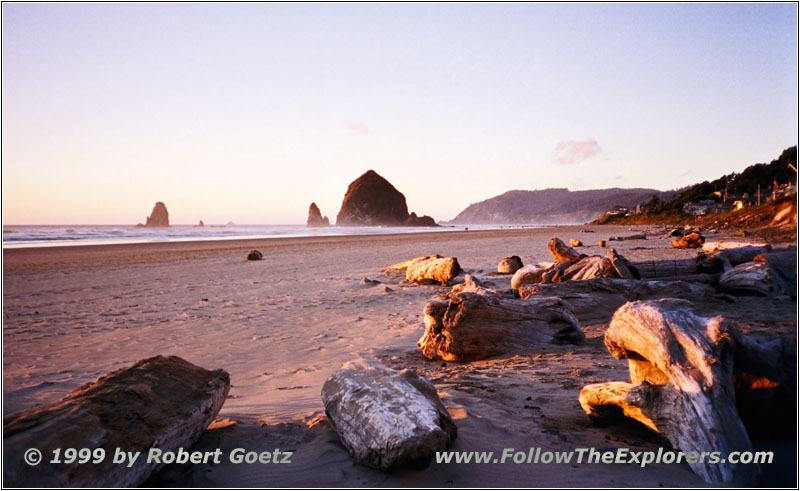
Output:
1,223,563,250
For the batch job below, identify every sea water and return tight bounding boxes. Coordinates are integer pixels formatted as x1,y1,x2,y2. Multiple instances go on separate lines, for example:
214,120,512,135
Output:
2,223,543,248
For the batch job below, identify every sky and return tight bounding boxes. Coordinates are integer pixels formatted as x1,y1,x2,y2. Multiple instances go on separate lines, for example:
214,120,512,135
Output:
2,3,797,224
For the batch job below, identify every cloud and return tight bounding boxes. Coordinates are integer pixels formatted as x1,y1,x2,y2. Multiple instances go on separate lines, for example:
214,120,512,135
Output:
347,122,371,135
552,138,602,165
679,170,693,177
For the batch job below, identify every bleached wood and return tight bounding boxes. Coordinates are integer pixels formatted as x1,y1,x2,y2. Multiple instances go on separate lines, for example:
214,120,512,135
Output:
321,360,457,470
580,299,757,484
3,356,230,488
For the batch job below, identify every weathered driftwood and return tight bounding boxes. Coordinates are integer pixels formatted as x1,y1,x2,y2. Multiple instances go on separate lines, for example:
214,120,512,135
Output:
548,237,582,262
3,356,230,488
670,232,704,249
569,238,583,247
718,252,796,296
497,255,523,274
246,250,263,260
510,263,550,290
541,256,619,284
702,242,770,264
579,300,756,484
321,360,457,470
629,253,726,279
518,279,716,325
418,291,583,361
607,247,639,279
608,233,646,241
450,274,498,296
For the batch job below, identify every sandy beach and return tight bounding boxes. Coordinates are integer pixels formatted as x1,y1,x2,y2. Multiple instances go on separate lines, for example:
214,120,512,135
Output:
3,225,796,487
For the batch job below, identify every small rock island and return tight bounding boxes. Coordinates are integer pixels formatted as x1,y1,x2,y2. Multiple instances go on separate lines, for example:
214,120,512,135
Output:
137,201,170,227
335,170,438,227
307,202,330,227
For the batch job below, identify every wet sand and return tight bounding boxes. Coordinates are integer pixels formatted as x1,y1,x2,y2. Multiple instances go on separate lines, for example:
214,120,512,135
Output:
3,225,795,487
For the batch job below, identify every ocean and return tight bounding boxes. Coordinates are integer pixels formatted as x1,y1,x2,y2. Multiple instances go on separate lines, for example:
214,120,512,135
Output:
1,223,542,248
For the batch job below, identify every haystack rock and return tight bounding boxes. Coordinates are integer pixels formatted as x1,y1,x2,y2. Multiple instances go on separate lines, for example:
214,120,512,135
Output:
138,202,169,227
307,202,330,227
335,170,438,227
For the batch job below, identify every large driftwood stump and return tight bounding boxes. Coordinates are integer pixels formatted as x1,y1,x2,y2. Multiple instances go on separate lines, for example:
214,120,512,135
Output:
548,237,582,262
519,279,716,325
418,290,583,361
579,300,756,484
321,360,457,470
3,356,230,488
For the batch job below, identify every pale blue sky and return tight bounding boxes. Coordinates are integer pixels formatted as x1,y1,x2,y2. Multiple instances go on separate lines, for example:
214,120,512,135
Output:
3,3,797,224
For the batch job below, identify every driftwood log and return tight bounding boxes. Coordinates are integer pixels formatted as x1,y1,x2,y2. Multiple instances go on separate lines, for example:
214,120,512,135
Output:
718,251,796,296
569,238,583,247
418,290,583,361
702,242,770,265
548,237,582,262
519,279,716,325
3,356,230,488
542,256,618,283
321,360,457,470
608,233,646,241
382,255,461,285
607,247,639,279
579,300,756,484
406,255,461,285
510,263,550,290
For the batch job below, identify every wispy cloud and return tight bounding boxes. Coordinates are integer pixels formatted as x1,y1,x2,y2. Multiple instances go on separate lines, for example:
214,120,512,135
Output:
679,170,693,177
347,122,371,135
552,138,602,165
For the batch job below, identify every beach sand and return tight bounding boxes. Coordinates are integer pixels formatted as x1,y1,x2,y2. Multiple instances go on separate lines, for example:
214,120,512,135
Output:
3,225,796,487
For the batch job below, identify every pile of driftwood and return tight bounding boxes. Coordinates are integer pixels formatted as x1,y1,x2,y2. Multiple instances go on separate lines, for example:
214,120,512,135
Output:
580,299,794,484
3,356,230,487
417,275,584,361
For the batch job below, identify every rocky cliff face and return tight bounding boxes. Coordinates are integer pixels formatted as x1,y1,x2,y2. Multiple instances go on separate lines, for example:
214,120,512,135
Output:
449,188,667,224
335,170,437,227
307,202,330,227
139,202,170,227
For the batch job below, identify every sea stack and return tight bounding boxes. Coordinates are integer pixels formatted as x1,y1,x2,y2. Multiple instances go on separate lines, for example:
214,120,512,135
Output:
335,170,438,227
138,202,169,227
307,202,330,227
